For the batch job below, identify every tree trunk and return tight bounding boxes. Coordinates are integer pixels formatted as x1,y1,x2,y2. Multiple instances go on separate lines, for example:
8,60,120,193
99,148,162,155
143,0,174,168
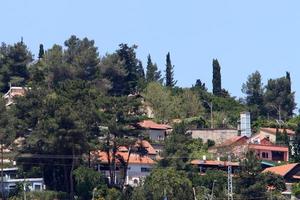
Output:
122,147,131,189
70,146,75,200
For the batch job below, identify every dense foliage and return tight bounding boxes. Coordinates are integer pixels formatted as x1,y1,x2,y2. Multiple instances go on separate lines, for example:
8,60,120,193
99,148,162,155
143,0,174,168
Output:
0,36,295,199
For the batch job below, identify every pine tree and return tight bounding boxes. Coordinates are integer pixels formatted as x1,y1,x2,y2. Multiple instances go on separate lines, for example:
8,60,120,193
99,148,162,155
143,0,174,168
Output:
146,54,162,83
137,61,145,79
242,71,264,120
212,59,222,96
38,44,44,59
117,43,140,94
165,52,176,87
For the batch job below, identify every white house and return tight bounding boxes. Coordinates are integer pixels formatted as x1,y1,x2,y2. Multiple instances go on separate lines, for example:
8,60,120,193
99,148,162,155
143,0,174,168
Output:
137,120,172,141
94,151,155,186
1,167,45,195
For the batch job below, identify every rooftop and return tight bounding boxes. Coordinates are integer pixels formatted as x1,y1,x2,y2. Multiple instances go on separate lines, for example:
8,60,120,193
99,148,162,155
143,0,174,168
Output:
137,120,172,130
191,159,240,167
262,163,299,176
260,128,295,136
95,151,155,165
249,144,289,152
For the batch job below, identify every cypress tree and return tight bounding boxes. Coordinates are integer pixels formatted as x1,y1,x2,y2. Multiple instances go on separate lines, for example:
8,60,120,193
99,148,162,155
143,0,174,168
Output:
38,44,44,59
286,71,291,94
212,59,222,96
165,52,176,87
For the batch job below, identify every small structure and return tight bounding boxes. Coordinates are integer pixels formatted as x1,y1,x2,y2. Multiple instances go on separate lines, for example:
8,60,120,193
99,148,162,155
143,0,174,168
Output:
190,129,239,145
263,163,300,198
3,85,27,106
240,112,251,137
191,159,240,174
137,120,172,142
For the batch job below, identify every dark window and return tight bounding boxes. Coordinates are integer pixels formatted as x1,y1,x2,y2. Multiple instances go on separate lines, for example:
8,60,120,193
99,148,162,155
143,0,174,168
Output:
141,167,151,172
262,152,269,158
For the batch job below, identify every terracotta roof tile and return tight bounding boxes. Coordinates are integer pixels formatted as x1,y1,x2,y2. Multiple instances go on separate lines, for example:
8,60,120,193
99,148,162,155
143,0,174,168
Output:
135,140,156,155
217,136,248,147
260,128,295,136
95,151,155,165
138,120,172,130
249,144,289,152
263,163,299,176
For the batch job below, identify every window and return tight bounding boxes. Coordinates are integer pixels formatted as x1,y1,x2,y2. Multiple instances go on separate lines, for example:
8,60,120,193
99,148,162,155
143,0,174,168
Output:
34,184,42,191
141,167,151,172
262,152,269,158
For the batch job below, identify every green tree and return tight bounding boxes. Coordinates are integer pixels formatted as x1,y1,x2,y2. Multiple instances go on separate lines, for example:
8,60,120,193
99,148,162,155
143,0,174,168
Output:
159,123,192,170
165,52,176,87
117,43,142,94
38,44,44,59
179,89,203,118
292,122,300,162
242,71,264,120
265,75,296,120
73,167,107,200
143,167,193,200
190,170,227,199
212,58,222,96
64,35,100,81
142,82,174,121
146,54,162,83
236,151,266,200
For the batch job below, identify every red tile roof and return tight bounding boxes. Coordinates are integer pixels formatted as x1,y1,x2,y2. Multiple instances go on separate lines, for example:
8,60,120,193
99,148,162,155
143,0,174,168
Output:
260,128,295,136
191,160,240,167
138,120,172,130
135,140,156,155
249,144,289,152
262,163,299,176
96,151,155,165
216,136,248,147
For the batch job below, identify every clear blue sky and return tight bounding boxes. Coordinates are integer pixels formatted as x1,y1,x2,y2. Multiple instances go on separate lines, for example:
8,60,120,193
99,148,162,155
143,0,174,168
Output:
2,0,300,108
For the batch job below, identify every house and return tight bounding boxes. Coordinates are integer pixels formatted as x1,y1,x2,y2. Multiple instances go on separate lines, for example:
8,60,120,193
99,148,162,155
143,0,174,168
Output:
257,128,295,145
93,151,155,186
137,120,172,142
208,136,249,159
263,163,300,198
249,144,289,162
1,167,45,195
191,159,240,174
3,85,27,106
209,135,289,162
189,129,239,145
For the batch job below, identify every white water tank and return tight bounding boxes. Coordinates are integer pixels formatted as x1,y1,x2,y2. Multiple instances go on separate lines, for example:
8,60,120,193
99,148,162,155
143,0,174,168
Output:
240,112,251,137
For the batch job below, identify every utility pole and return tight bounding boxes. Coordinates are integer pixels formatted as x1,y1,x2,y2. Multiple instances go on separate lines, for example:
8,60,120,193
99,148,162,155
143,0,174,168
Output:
227,155,233,200
1,139,5,200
